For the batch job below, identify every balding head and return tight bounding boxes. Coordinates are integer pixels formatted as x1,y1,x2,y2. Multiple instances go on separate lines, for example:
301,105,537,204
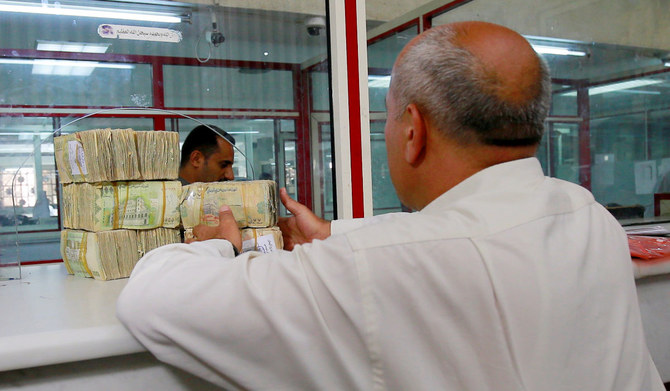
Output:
389,21,551,146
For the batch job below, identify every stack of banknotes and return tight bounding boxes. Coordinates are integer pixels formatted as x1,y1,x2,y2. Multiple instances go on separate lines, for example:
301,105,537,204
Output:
56,129,182,281
56,129,284,280
54,128,180,183
61,228,181,280
181,180,283,253
61,181,182,231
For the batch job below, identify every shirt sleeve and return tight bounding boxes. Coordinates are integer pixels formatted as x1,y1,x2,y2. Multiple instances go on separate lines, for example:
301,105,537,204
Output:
116,234,371,390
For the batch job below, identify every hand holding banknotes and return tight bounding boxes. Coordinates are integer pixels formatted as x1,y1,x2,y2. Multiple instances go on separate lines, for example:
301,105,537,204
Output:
278,188,330,250
186,205,242,253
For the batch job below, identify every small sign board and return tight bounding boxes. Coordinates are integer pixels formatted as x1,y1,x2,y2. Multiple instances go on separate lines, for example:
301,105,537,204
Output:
98,24,182,43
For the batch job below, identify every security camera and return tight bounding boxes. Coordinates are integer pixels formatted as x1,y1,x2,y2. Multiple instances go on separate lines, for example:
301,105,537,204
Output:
209,31,225,46
207,8,225,47
305,16,326,36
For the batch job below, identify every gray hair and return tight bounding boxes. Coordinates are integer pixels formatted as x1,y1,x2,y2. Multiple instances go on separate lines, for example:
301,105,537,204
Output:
389,26,552,146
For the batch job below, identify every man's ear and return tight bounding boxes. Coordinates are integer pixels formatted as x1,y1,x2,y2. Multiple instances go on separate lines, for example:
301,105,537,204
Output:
404,103,427,165
189,150,205,168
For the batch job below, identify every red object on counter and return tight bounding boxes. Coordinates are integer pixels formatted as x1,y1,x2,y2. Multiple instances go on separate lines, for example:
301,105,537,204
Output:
628,235,670,260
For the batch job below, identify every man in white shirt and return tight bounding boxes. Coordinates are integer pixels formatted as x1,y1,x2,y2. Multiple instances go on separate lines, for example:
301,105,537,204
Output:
117,21,663,390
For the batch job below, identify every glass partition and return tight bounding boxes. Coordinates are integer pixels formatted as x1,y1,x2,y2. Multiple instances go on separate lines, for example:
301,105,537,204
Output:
308,63,335,218
364,0,670,220
537,122,580,184
59,117,156,133
370,120,402,215
0,117,58,233
174,117,292,182
318,123,335,220
0,0,333,267
164,66,295,109
429,0,670,219
366,24,418,213
0,61,152,107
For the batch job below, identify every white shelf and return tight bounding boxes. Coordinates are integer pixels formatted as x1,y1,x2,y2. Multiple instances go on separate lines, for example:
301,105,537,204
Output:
0,264,144,372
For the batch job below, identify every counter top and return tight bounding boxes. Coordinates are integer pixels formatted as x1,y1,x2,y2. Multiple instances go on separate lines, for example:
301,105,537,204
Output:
0,264,144,371
2,222,670,373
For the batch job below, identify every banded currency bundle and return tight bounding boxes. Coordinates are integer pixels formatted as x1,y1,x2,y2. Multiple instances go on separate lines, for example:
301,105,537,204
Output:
180,180,278,229
54,128,179,183
241,226,283,253
61,181,182,231
61,228,180,281
183,226,284,253
136,130,181,180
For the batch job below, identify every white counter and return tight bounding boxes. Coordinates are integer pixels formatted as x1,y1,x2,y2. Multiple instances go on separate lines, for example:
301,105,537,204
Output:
0,264,221,390
0,264,141,371
1,254,669,387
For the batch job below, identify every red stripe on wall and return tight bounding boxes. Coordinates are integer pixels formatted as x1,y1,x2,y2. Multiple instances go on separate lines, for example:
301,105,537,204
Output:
21,259,63,266
345,0,364,218
296,68,313,208
152,59,166,130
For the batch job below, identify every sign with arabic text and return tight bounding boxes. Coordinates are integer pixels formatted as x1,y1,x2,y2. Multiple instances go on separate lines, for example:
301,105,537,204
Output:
98,24,182,43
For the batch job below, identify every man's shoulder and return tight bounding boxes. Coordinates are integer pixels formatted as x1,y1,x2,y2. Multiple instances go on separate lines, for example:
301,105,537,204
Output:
339,211,470,252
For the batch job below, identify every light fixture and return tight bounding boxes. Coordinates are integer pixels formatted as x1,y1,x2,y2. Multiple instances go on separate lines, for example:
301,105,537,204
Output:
532,44,586,57
36,40,110,54
561,79,663,96
228,131,260,135
665,61,670,67
368,75,390,88
0,1,185,23
0,58,134,76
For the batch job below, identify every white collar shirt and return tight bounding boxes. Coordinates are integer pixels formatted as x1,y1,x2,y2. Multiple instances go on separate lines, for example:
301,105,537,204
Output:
118,157,663,391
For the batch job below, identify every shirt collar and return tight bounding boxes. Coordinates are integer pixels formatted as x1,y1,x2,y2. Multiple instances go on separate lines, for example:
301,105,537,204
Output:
421,157,546,214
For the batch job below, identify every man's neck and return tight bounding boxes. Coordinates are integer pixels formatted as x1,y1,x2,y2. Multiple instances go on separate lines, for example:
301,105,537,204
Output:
411,138,538,210
178,167,197,184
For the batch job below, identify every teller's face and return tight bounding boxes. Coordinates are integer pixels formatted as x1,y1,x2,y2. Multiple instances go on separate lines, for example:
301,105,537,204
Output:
199,138,235,182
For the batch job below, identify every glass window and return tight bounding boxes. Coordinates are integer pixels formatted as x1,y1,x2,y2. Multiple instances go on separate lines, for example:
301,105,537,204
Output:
370,121,401,215
0,60,152,107
59,117,156,134
0,0,333,266
164,66,295,110
366,25,418,213
307,63,335,218
550,83,578,116
591,113,651,213
310,70,331,112
537,122,581,184
0,117,58,232
0,117,61,266
174,118,279,181
421,0,670,221
313,122,334,220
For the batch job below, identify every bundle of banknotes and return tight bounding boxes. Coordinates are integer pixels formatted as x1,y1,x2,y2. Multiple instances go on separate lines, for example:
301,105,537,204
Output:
61,228,181,281
61,181,182,231
181,180,282,253
54,128,179,183
184,226,284,254
180,180,278,229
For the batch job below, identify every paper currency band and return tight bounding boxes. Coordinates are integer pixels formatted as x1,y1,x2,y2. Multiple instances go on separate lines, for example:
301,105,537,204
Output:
78,231,94,278
159,181,166,227
73,133,88,183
